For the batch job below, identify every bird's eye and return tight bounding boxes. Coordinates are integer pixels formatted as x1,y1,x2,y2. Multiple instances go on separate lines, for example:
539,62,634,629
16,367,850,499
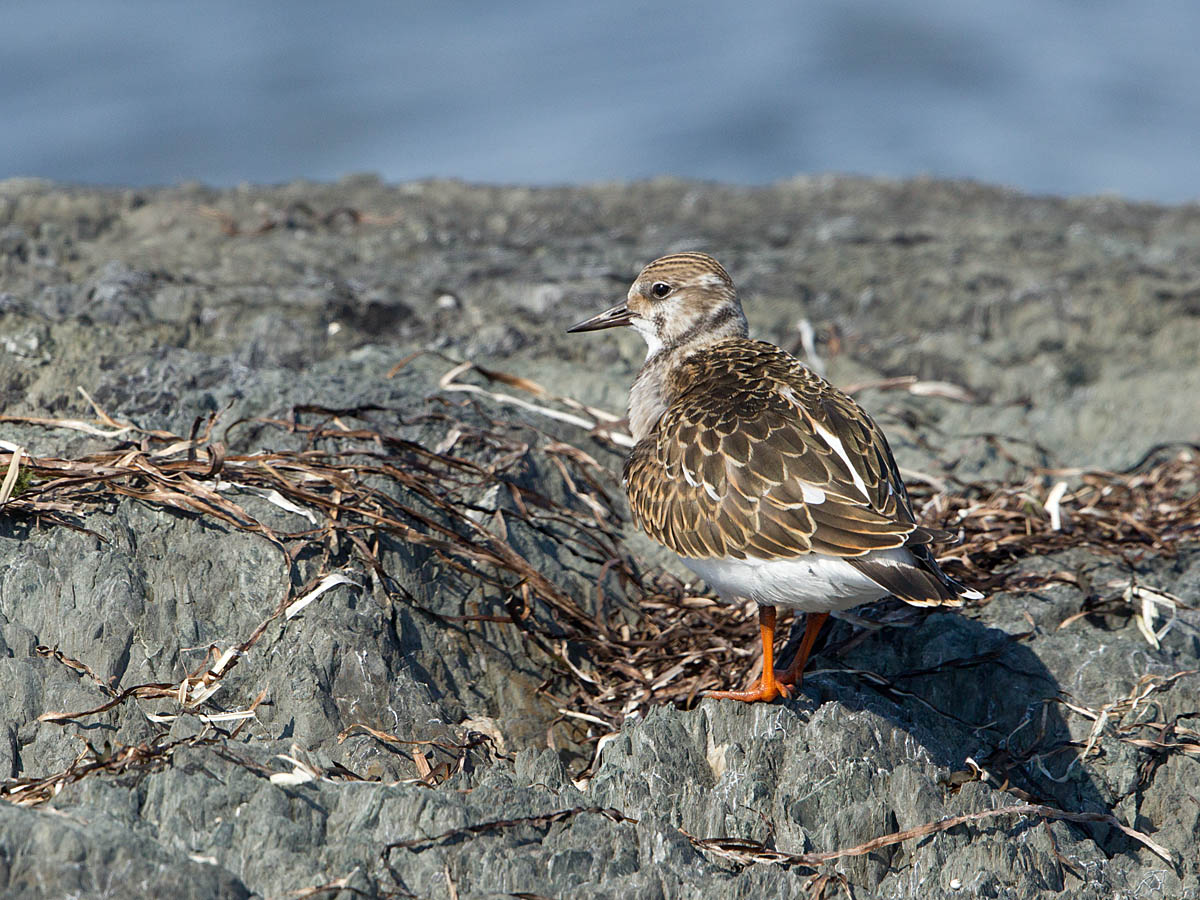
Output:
650,282,672,299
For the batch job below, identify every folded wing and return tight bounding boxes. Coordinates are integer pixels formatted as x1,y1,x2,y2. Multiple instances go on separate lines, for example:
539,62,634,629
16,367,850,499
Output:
623,341,950,567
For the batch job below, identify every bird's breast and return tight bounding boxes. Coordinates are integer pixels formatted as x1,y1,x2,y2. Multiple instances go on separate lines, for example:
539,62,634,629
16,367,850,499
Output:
628,360,672,443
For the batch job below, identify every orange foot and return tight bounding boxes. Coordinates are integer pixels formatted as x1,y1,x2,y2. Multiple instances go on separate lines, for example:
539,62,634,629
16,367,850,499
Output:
777,611,829,688
704,670,791,703
704,609,831,704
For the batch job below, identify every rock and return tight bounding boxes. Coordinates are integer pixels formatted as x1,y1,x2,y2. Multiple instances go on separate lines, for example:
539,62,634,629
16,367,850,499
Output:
0,176,1197,898
0,799,249,899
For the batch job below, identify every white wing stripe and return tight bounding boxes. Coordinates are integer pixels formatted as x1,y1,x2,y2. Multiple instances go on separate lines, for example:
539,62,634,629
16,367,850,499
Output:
813,423,870,500
779,384,871,502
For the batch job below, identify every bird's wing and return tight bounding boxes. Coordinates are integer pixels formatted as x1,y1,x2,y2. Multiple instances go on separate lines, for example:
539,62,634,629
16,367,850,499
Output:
623,341,940,560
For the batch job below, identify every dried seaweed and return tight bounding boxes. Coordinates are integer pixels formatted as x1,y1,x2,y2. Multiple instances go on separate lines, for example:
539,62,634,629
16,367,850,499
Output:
381,806,637,855
945,441,1200,593
376,798,1171,878
681,798,1173,866
3,384,1196,747
1,731,219,807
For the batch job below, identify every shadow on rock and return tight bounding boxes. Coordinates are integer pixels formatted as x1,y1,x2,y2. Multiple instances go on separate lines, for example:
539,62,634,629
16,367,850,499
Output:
799,608,1120,849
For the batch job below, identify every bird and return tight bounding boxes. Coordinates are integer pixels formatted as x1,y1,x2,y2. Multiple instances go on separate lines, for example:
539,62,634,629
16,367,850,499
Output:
568,252,982,702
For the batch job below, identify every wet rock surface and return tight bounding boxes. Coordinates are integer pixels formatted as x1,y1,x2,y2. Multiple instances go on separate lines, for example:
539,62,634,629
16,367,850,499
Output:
0,175,1198,898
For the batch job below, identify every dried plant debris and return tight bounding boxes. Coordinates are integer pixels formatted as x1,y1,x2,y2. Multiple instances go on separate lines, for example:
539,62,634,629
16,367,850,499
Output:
2,381,1197,739
682,800,1173,867
377,800,1170,878
2,733,201,807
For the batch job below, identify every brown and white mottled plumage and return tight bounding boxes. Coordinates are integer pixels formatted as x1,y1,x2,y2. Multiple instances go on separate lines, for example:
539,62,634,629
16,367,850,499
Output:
569,252,981,702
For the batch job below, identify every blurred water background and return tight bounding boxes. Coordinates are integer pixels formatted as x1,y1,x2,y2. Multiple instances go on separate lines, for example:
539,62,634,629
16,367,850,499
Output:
3,0,1198,202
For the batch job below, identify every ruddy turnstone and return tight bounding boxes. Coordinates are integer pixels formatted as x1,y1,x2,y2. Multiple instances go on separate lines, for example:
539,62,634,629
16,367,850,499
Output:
569,252,982,702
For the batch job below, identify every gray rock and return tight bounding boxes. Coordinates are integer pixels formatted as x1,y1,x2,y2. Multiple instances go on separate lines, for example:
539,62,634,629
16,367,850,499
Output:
0,799,249,899
0,175,1198,898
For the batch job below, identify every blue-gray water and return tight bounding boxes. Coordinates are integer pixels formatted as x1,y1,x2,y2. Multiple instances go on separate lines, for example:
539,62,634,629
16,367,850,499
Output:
5,0,1199,202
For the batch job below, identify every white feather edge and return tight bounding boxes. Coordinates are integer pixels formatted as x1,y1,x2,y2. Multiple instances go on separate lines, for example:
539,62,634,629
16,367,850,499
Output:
777,385,872,501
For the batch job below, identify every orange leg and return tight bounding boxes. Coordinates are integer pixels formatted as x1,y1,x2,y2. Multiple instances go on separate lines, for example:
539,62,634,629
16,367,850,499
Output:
778,612,829,688
705,605,786,702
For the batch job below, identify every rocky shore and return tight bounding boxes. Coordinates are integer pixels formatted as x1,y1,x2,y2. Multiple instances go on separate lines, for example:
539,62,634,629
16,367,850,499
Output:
1,175,1198,898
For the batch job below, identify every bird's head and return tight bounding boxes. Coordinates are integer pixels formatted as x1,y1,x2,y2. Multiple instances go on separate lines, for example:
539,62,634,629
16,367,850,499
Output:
568,252,748,358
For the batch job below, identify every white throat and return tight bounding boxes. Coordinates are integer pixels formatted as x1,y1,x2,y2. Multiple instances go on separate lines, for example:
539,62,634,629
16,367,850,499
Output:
631,317,663,359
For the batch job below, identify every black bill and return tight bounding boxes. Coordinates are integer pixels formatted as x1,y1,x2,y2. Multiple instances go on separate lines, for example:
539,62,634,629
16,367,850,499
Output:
566,302,634,333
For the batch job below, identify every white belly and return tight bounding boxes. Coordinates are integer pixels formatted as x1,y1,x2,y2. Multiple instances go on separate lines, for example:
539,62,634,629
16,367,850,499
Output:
681,547,911,612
